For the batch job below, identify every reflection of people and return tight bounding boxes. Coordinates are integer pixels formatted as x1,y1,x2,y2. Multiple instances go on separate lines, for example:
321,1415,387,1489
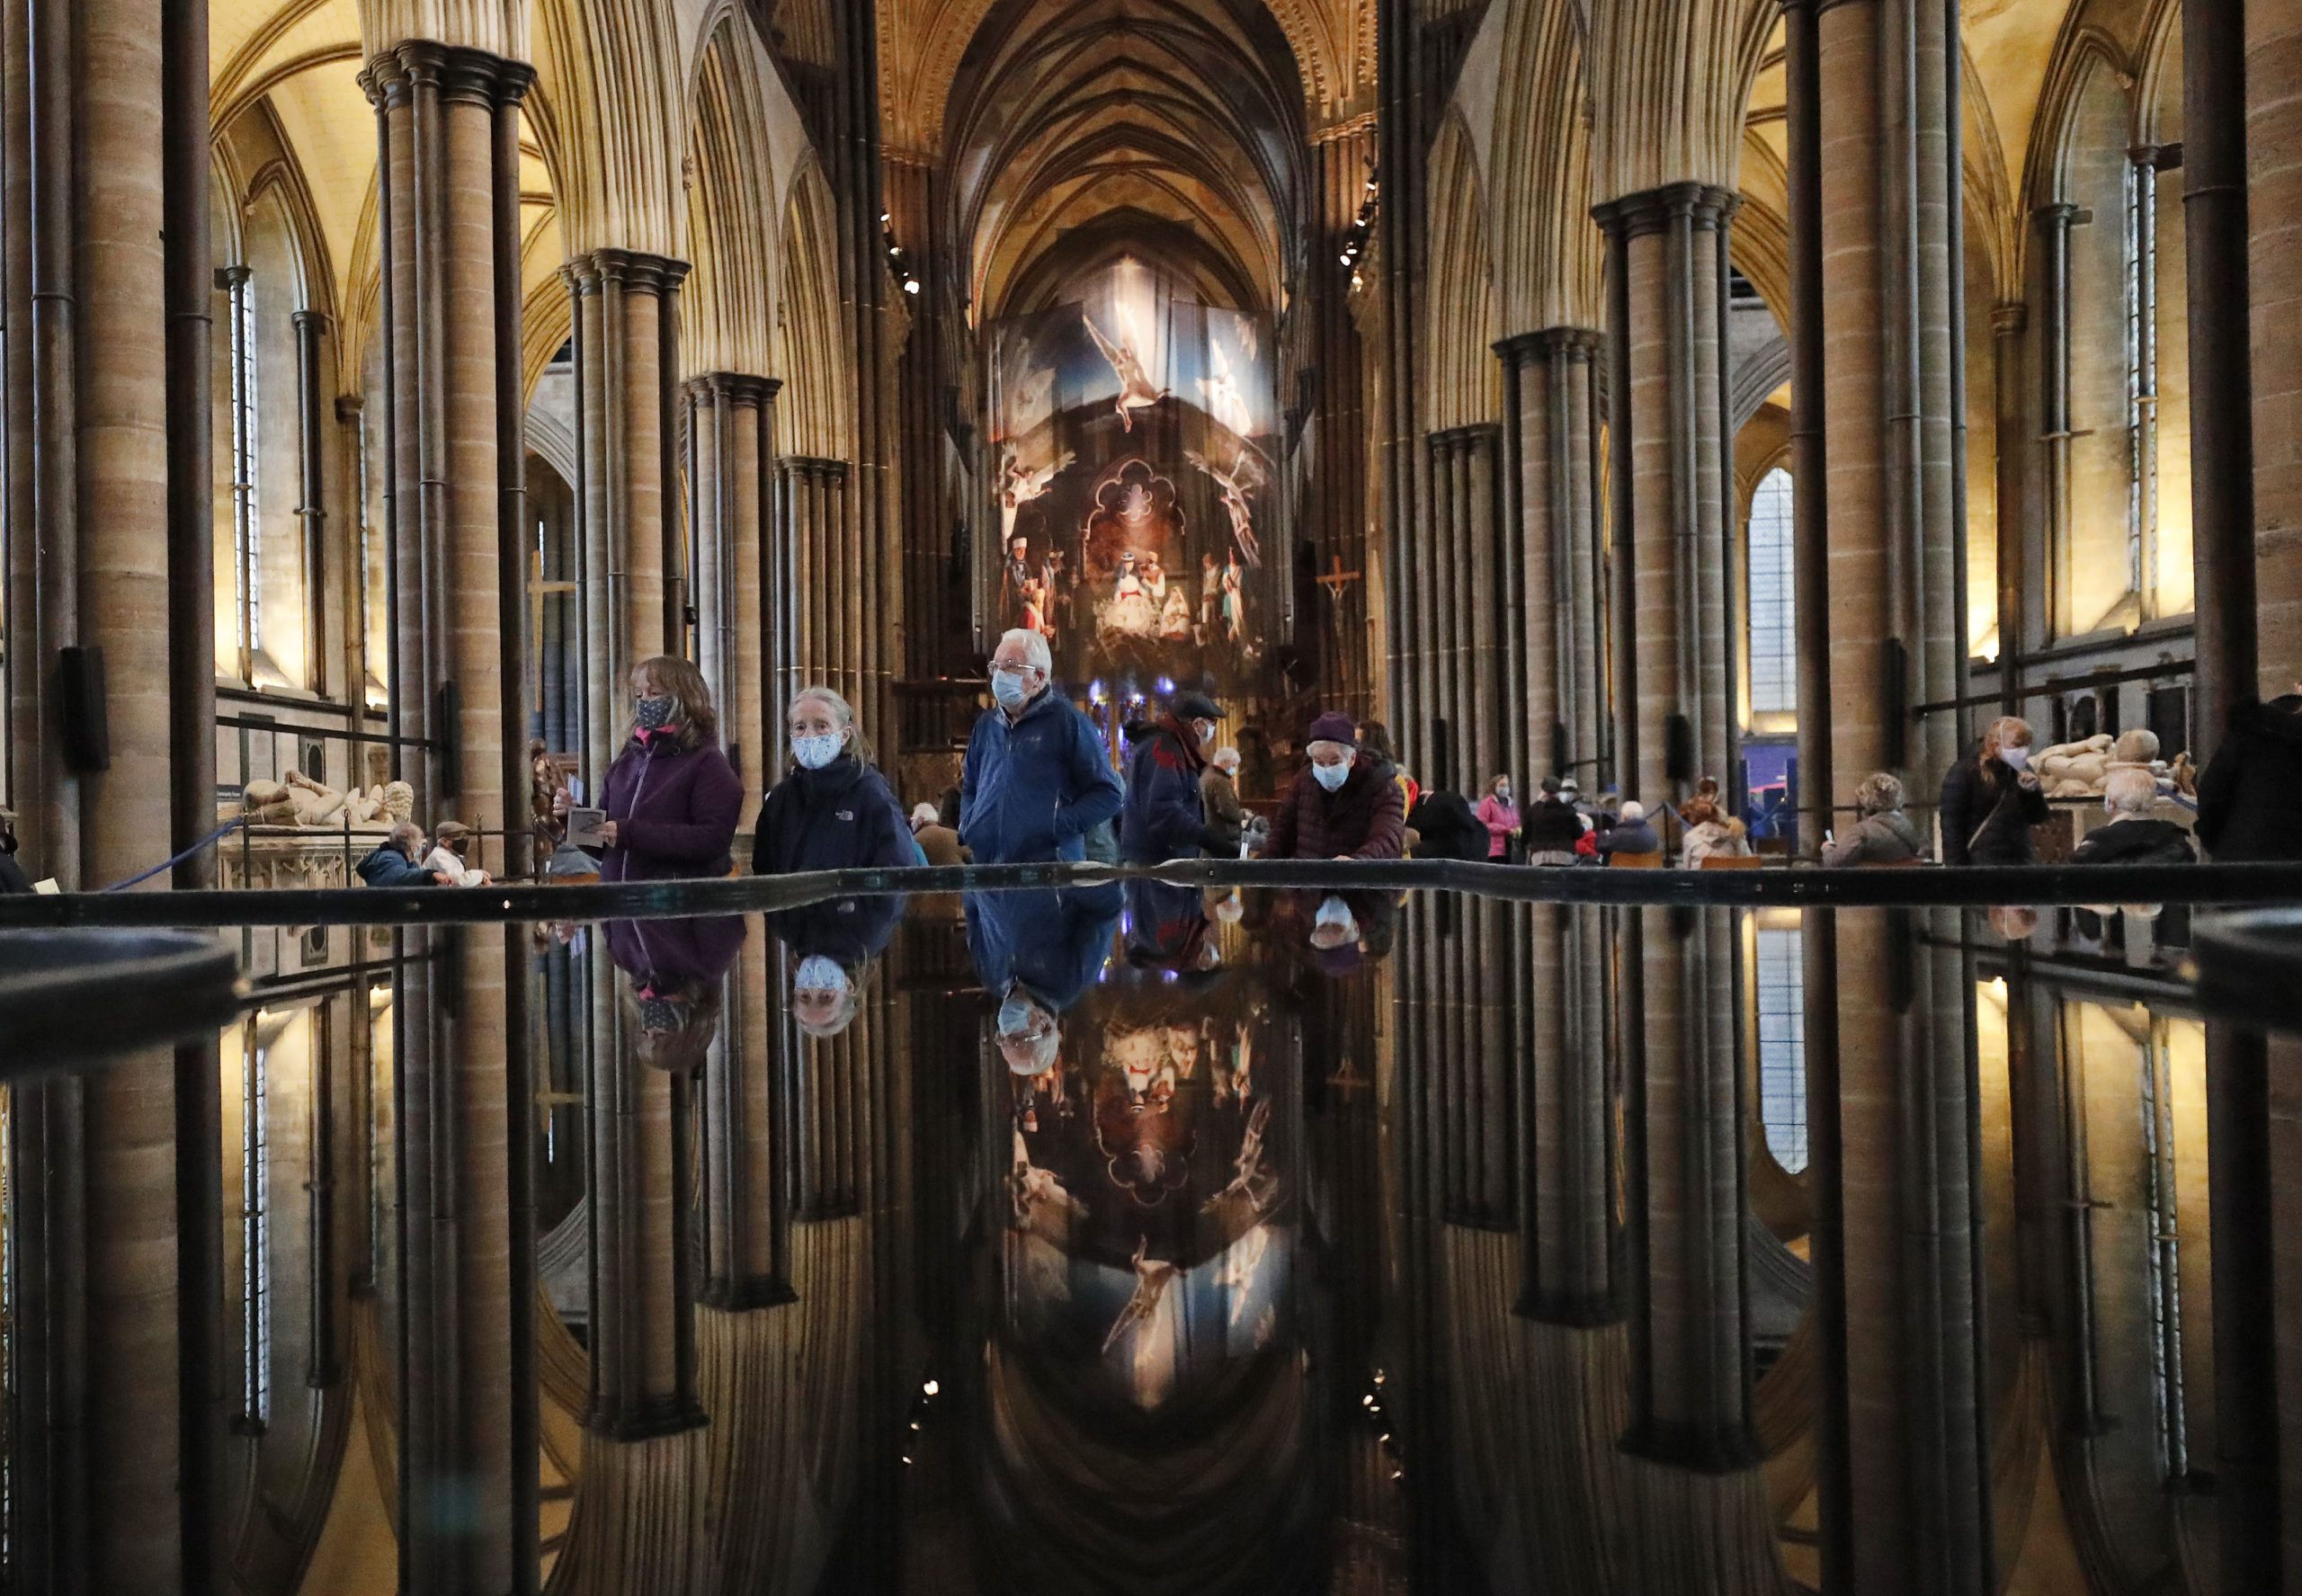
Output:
570,655,745,883
754,685,914,875
959,629,1124,865
1121,691,1227,863
967,883,1125,1073
767,894,900,1039
607,914,746,1072
1266,712,1405,860
1122,878,1218,973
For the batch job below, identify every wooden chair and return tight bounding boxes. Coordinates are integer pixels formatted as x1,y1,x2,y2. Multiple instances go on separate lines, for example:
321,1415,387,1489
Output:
1608,851,1664,869
1699,854,1762,869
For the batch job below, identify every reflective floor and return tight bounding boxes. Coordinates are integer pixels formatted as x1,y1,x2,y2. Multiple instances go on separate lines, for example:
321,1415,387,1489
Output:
59,881,2252,1592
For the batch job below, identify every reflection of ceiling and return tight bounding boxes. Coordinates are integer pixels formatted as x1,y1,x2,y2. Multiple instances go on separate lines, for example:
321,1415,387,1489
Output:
943,0,1305,320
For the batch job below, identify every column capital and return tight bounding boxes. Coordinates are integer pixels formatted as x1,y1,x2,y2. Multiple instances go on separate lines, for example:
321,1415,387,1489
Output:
683,371,781,409
1592,182,1739,241
1990,300,2029,336
214,263,252,290
1494,325,1604,368
360,40,534,111
334,393,366,424
779,455,850,483
290,308,331,334
579,1391,708,1443
562,246,692,299
1429,422,1503,453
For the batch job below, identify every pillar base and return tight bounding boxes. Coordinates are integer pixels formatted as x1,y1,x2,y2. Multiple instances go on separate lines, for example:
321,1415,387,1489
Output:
580,1394,709,1441
698,1276,799,1313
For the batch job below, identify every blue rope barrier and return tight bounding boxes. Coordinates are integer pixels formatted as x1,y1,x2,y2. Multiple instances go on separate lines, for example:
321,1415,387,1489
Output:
100,816,250,893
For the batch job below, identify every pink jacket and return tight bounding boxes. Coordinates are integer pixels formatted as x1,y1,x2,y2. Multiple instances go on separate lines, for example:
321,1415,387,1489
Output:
1476,794,1520,860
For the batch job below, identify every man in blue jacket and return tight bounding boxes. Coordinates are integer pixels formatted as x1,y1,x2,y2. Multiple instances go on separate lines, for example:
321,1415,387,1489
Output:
959,628,1124,864
1120,690,1227,862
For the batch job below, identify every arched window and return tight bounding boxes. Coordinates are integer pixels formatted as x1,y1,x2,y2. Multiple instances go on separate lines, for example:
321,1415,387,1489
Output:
1754,914,1807,1173
2052,40,2191,639
1746,466,1797,724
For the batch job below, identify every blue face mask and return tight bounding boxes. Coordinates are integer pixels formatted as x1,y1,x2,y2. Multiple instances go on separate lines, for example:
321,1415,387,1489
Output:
794,954,847,994
792,733,843,770
991,668,1033,710
996,990,1039,1036
1313,757,1352,792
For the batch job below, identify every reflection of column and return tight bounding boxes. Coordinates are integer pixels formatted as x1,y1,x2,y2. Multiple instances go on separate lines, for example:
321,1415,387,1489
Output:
1593,182,1753,1472
584,1044,705,1437
1517,903,1619,1324
361,35,535,1591
566,247,690,781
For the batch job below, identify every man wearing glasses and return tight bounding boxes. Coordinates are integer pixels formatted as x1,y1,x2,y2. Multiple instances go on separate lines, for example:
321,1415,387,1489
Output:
958,628,1124,865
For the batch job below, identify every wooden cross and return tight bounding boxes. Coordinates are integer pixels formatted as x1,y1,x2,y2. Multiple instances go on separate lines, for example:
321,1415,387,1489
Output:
1316,555,1361,602
1325,1059,1371,1101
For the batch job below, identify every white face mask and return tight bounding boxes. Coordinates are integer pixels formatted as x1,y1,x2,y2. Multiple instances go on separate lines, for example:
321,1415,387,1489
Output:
1313,757,1352,792
791,732,843,770
794,955,848,994
1999,744,2030,771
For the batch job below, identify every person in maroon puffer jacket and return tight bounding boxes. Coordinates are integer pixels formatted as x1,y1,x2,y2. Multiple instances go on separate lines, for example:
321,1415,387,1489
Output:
567,655,745,882
1265,711,1405,860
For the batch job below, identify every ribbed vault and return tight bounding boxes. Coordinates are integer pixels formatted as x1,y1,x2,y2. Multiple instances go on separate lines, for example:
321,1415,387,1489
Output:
941,0,1307,318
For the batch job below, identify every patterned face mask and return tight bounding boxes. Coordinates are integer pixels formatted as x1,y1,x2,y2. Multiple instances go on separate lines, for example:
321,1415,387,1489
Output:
634,694,678,730
638,994,686,1034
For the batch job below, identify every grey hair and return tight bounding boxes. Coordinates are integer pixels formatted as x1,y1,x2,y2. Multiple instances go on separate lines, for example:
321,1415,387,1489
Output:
389,820,426,854
1854,771,1905,816
996,627,1053,675
2104,765,2159,815
788,684,855,729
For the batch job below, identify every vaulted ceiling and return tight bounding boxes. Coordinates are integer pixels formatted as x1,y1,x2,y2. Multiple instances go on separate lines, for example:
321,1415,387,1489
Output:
934,0,1313,321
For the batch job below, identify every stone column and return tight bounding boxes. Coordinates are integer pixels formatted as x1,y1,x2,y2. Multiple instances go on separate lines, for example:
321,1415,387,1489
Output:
2250,0,2301,694
776,456,852,710
565,247,689,780
1990,303,2027,717
1309,119,1377,713
683,372,776,796
1809,2,1990,1590
361,38,534,1592
1592,182,1753,1473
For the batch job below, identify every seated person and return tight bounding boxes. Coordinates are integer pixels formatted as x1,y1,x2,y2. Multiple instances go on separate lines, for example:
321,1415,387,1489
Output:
357,822,453,887
2071,767,2199,865
1598,801,1661,860
1821,772,1926,867
423,819,493,886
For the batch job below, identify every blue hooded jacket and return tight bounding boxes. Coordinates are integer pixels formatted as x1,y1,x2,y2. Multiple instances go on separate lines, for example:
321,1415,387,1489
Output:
964,883,1124,1013
959,687,1124,865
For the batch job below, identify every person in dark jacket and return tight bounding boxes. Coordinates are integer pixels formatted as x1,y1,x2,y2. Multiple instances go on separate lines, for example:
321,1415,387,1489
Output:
753,684,915,876
356,821,452,887
766,894,903,1038
562,655,745,882
1521,778,1585,864
1120,691,1228,862
1266,712,1406,860
2073,767,2199,865
1940,716,2051,866
2196,694,2302,860
959,629,1125,865
1598,801,1661,859
1406,789,1488,860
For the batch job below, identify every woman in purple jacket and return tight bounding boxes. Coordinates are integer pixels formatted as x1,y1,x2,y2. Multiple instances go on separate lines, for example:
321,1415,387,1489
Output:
576,655,745,882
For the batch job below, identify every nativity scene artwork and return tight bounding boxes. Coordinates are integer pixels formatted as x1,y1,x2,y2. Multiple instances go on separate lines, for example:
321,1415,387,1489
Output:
987,258,1280,699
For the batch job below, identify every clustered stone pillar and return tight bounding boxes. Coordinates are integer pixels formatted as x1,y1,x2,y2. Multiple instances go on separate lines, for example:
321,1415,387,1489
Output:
1591,183,1752,1480
361,37,535,1592
684,371,796,1311
774,455,854,714
1799,2,1991,1591
2251,1,2302,693
1308,118,1377,711
564,247,690,785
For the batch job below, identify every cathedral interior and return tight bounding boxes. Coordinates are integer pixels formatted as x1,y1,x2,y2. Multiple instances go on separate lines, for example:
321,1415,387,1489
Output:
0,0,2299,1591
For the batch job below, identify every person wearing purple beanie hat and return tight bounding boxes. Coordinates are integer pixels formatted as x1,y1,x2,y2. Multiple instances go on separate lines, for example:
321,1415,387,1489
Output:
1264,711,1405,860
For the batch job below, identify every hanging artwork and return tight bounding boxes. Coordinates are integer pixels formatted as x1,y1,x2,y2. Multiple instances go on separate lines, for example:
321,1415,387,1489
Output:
985,258,1279,700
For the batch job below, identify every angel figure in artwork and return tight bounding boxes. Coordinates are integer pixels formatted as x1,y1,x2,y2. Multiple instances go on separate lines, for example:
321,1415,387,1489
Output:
1101,1236,1179,1355
1184,444,1265,568
1204,1097,1278,1214
1197,337,1255,436
998,447,1073,547
1084,308,1165,431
